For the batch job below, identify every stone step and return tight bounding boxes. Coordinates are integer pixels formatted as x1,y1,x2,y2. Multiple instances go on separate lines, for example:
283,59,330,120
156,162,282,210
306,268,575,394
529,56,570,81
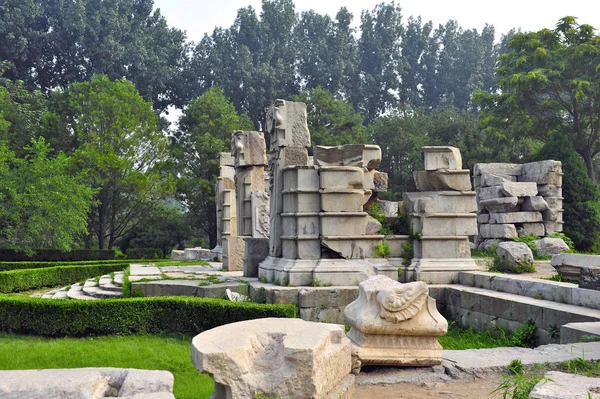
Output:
42,290,58,299
83,279,98,288
52,291,69,299
82,286,122,299
458,270,600,310
99,282,122,293
113,272,124,286
442,284,600,344
98,275,112,285
67,287,98,300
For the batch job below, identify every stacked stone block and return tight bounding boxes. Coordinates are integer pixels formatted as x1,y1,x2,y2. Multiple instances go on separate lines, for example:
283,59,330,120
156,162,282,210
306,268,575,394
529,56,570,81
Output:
259,99,398,287
214,153,236,264
474,161,563,249
403,146,479,283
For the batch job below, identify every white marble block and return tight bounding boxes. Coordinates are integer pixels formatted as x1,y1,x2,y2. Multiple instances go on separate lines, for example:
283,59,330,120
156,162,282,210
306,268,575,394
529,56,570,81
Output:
344,275,447,371
192,318,352,399
423,146,462,171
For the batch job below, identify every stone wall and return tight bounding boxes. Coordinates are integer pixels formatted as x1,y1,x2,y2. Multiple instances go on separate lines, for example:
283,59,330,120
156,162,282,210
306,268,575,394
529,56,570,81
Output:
474,161,563,249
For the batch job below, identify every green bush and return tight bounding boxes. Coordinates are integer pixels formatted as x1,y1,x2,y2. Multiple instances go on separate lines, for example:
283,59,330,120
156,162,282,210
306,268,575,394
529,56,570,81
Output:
0,249,115,262
0,264,128,293
125,247,165,259
536,133,600,252
0,296,298,337
0,259,138,272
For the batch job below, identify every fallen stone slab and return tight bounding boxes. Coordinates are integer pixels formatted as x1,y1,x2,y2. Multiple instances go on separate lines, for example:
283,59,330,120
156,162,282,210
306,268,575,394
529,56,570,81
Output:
561,322,600,344
552,254,600,281
480,197,519,213
0,368,174,399
443,342,600,378
192,318,352,399
473,163,522,177
521,160,563,185
529,371,600,399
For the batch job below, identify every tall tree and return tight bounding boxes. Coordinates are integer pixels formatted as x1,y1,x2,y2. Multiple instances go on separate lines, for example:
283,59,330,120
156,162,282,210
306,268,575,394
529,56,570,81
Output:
175,87,253,247
0,0,188,111
50,75,171,249
294,87,369,146
0,138,93,253
488,17,600,180
355,1,404,121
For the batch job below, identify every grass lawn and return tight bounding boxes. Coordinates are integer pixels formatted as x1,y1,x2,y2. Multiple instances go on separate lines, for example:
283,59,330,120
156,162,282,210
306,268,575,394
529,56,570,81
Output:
0,333,214,399
0,322,516,398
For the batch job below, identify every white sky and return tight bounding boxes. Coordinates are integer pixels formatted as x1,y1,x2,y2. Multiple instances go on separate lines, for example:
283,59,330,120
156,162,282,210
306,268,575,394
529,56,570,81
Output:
153,0,600,43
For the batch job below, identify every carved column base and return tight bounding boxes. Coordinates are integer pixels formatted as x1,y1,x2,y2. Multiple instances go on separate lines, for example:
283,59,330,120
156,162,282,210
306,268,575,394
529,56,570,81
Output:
347,328,443,370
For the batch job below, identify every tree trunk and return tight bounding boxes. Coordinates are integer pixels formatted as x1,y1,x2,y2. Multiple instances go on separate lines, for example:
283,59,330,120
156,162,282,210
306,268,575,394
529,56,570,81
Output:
582,148,596,183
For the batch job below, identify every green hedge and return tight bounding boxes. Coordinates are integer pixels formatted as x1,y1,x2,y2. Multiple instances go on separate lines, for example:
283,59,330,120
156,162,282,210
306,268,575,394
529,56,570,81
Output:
0,296,298,336
0,264,128,293
0,259,158,272
0,249,115,262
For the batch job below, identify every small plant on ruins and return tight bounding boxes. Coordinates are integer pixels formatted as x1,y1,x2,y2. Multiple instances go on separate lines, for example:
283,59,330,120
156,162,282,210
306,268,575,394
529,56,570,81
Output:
312,277,322,287
367,203,392,235
493,361,547,399
374,241,390,258
508,359,524,375
492,254,535,274
511,320,538,348
511,235,538,252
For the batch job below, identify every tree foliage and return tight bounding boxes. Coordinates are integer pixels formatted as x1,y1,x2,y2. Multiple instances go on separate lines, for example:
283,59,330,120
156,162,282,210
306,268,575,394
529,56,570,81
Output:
0,0,188,111
49,75,171,249
0,138,93,253
293,87,368,146
484,17,600,180
536,133,600,252
175,87,253,247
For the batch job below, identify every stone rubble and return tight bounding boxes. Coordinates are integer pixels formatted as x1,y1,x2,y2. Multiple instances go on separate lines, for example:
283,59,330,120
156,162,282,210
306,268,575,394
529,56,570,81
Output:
474,160,565,250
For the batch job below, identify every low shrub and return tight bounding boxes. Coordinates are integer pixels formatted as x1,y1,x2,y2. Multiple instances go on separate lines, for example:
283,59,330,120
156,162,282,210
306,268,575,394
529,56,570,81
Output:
0,264,128,293
0,296,298,337
125,248,165,259
0,249,115,262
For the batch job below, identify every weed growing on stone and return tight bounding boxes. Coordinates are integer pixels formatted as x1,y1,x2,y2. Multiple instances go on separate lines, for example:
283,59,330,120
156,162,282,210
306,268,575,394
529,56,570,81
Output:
492,363,547,399
510,320,538,348
374,241,390,258
313,278,322,287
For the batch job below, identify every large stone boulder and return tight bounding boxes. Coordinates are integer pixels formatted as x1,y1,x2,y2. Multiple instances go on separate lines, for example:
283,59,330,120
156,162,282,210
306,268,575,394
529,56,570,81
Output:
0,368,174,399
534,237,569,257
495,241,534,273
192,318,353,399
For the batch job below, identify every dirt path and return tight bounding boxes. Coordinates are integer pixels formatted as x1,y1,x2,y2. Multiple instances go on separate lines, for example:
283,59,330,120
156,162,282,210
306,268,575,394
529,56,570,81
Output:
353,374,504,398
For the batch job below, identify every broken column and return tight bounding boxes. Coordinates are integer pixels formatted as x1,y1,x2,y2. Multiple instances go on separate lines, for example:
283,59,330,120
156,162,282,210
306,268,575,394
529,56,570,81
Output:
473,160,563,249
230,131,270,273
404,146,479,283
259,100,399,286
216,153,237,267
344,275,447,372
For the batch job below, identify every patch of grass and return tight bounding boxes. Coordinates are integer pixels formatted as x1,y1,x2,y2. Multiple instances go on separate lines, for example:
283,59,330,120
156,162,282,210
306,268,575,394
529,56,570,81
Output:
438,322,512,350
0,333,213,399
540,274,577,284
374,241,390,258
471,249,493,258
492,366,547,399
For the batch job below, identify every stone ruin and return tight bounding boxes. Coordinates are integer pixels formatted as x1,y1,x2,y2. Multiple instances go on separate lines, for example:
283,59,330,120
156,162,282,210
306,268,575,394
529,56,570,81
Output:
403,146,479,283
214,131,270,271
258,99,399,286
474,161,564,250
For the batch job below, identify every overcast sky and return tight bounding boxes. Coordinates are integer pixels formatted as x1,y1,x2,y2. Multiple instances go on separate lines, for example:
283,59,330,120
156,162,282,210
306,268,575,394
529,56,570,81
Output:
152,0,600,43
